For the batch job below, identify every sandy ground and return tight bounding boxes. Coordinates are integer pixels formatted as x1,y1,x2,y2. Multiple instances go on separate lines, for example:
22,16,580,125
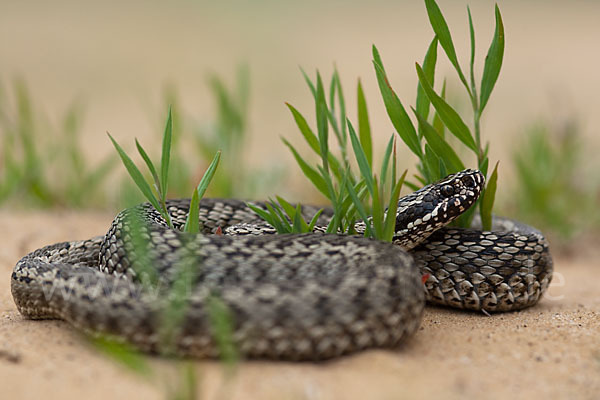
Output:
0,209,598,400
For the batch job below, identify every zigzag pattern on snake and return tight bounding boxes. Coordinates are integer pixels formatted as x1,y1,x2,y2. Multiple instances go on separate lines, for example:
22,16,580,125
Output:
11,169,553,360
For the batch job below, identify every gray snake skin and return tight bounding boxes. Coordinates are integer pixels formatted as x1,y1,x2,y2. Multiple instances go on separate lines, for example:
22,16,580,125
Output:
11,169,553,360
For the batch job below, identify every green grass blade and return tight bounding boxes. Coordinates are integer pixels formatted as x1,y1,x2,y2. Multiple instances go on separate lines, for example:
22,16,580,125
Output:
286,103,320,153
318,164,339,204
292,204,309,232
383,169,407,241
91,337,152,378
330,68,347,145
372,47,422,158
285,103,343,180
480,155,489,177
300,67,317,98
482,141,490,160
195,150,221,200
345,179,375,238
371,45,387,75
347,120,374,195
169,363,198,400
160,108,173,202
247,203,277,227
107,133,161,212
315,73,329,173
467,6,478,101
319,165,344,233
267,202,292,232
82,154,117,192
135,139,160,194
268,198,290,226
405,181,420,191
328,74,336,116
371,178,384,238
236,64,250,114
432,79,447,137
391,135,397,181
480,4,505,112
249,202,288,233
123,212,159,287
207,295,239,366
423,144,441,182
282,138,329,197
308,208,324,231
209,74,245,141
392,138,397,189
379,134,395,188
184,184,200,233
412,107,465,173
356,79,372,167
438,157,448,179
335,69,347,143
275,196,296,219
416,63,477,151
160,258,197,354
416,36,438,130
339,179,367,224
480,161,498,231
424,0,471,95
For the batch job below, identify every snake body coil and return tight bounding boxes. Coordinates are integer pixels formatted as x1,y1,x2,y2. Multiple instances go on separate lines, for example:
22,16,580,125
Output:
11,170,553,360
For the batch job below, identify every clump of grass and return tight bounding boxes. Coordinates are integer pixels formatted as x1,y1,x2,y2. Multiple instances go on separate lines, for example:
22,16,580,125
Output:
247,196,324,234
194,67,249,198
268,0,503,237
100,108,237,400
192,66,283,199
506,121,599,243
92,337,199,400
117,67,281,209
371,0,504,230
108,108,221,231
0,71,270,211
277,69,406,241
0,80,116,208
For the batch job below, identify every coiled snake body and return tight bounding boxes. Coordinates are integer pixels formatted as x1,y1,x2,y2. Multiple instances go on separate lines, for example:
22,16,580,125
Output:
11,170,553,360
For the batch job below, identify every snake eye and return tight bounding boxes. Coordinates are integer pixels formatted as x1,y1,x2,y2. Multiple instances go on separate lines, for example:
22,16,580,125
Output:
461,175,475,187
440,185,454,197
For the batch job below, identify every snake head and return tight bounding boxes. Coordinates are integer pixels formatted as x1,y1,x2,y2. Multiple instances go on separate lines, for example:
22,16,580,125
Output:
393,169,485,249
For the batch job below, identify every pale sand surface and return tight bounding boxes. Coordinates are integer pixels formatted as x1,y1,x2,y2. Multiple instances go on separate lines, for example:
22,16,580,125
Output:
0,210,598,400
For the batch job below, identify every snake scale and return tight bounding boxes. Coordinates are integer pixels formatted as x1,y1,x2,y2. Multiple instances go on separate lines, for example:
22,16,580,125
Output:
11,169,553,360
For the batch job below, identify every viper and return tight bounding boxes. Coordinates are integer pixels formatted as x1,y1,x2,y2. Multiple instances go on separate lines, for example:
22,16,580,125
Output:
11,169,553,360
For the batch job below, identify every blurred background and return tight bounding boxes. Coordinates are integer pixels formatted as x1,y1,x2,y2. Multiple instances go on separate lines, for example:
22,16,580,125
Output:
1,0,599,246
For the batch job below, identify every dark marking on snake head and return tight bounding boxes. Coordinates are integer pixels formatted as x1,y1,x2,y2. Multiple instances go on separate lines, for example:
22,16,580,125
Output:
440,185,454,197
461,174,476,187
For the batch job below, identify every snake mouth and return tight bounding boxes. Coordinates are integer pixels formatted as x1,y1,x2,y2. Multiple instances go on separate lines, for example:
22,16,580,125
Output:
393,169,485,248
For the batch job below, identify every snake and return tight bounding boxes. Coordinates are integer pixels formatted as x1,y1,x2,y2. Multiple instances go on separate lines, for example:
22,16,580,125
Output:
11,169,553,360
